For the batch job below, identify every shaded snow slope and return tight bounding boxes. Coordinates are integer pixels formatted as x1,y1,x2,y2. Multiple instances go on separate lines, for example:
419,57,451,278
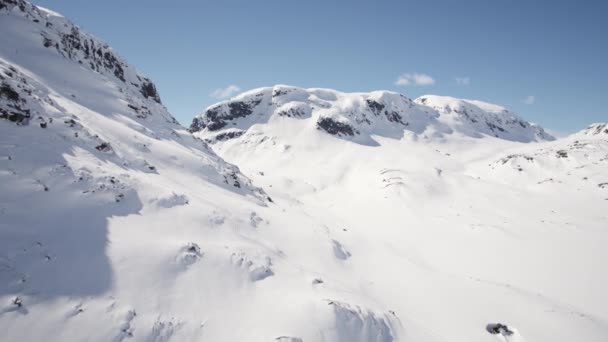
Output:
190,85,554,145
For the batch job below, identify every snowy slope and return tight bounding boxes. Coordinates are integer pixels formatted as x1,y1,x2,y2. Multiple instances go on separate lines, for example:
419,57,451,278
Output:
415,95,554,142
2,1,608,342
1,2,438,341
192,86,608,342
190,85,554,145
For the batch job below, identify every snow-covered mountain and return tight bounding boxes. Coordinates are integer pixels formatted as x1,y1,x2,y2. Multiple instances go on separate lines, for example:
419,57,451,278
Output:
488,123,608,188
577,122,608,137
415,95,555,142
2,1,608,342
190,85,554,145
189,87,608,342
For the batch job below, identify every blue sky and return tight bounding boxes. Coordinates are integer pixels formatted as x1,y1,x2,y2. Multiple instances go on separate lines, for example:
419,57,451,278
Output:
32,0,608,133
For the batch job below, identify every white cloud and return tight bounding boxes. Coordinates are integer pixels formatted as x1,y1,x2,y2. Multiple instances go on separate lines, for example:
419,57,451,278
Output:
524,95,535,105
395,73,435,86
455,77,470,86
210,85,241,99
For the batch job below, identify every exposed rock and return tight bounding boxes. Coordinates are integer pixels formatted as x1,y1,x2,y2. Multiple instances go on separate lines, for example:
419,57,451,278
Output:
277,106,307,118
498,154,534,165
95,142,112,152
0,82,31,124
140,78,161,104
579,123,608,136
317,117,356,136
192,98,264,132
486,323,514,336
366,99,385,115
0,83,19,101
204,130,244,144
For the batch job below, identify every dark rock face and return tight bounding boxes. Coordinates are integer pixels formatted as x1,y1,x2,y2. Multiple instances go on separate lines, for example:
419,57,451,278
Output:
272,88,291,97
277,107,306,118
190,99,262,132
0,105,30,123
385,110,407,125
453,107,479,123
366,99,408,125
584,123,608,136
486,323,513,336
200,106,227,131
0,82,31,124
316,117,356,136
210,130,244,143
4,1,163,106
0,0,25,11
49,25,129,85
366,99,385,115
0,83,19,101
223,171,241,188
228,100,258,120
139,78,161,104
486,121,506,133
95,142,112,152
189,116,205,132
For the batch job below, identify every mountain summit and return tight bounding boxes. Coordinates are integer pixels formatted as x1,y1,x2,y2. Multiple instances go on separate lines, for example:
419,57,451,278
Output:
190,85,554,145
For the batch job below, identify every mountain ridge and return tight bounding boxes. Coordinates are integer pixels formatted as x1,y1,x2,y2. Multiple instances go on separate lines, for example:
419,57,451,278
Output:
190,85,554,145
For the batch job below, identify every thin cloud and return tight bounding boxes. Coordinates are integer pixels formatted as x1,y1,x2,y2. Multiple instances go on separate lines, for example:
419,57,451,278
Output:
524,95,535,105
455,77,470,86
395,73,435,86
210,85,241,99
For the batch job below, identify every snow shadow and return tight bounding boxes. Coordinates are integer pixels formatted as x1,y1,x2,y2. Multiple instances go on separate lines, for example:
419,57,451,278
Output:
0,149,143,300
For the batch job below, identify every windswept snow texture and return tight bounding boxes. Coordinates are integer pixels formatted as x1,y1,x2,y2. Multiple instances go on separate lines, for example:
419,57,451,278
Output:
191,85,554,145
1,1,608,342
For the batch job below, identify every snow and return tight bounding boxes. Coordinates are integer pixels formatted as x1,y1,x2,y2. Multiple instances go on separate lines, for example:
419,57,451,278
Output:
1,1,608,342
34,5,63,18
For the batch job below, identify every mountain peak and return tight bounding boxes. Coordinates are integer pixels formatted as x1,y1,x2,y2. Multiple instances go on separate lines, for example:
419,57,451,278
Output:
0,0,269,201
191,86,554,144
414,95,554,142
576,122,608,137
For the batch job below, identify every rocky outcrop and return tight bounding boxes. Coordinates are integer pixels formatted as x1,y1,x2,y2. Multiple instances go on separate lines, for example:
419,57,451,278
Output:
1,0,163,107
578,123,608,137
190,97,263,132
317,117,357,136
